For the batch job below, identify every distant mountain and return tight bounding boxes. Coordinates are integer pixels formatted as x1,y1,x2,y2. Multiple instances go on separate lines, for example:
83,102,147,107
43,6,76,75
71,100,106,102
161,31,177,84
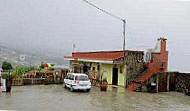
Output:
0,45,67,67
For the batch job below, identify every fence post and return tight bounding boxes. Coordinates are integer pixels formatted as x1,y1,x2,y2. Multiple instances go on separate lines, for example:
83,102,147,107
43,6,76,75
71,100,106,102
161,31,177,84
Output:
31,79,34,85
167,73,170,92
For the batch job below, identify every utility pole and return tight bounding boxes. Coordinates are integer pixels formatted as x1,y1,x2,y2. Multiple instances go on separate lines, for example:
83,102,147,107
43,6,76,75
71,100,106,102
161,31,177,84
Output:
83,0,128,87
83,0,126,57
123,19,126,57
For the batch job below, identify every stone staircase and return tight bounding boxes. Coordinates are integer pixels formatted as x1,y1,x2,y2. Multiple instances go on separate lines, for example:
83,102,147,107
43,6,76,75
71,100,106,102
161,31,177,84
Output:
127,57,164,91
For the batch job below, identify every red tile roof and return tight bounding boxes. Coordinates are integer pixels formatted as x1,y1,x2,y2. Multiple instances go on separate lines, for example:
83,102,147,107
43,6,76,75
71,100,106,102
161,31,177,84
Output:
64,50,143,61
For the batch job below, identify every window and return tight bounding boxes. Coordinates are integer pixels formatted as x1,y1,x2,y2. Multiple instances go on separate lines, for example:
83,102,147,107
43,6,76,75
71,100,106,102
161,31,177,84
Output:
76,76,88,81
74,66,78,73
66,74,70,79
97,64,100,71
92,67,95,71
70,74,74,80
120,66,123,74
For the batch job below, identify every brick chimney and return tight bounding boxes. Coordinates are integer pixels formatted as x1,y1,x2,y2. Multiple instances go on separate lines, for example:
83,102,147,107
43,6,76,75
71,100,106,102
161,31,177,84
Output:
152,37,168,71
158,37,167,53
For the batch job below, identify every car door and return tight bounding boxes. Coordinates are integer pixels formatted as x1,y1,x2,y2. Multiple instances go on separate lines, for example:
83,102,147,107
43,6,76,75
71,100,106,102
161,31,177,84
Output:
69,74,74,86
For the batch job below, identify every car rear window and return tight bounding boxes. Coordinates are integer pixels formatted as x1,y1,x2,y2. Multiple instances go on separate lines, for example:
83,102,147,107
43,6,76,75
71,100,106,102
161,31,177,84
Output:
76,75,88,81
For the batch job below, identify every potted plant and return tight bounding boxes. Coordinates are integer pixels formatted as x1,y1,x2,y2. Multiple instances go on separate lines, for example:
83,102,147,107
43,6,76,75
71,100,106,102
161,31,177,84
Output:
100,77,108,91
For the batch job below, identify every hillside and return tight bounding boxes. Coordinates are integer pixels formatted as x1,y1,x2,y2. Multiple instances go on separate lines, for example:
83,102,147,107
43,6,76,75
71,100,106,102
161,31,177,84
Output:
0,45,66,67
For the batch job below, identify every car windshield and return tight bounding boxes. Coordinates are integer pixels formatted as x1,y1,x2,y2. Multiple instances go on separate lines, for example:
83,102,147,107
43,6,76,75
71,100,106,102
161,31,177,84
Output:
76,75,88,81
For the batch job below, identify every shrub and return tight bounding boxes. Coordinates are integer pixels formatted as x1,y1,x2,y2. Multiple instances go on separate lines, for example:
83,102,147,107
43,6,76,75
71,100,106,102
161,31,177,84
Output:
2,73,11,79
12,66,36,78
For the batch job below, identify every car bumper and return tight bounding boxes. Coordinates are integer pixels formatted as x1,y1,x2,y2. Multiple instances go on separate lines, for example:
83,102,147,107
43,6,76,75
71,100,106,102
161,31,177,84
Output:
72,85,91,90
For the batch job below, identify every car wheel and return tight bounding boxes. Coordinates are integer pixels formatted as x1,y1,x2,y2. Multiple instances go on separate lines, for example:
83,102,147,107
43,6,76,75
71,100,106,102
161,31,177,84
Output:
86,89,91,92
63,83,67,89
70,85,74,92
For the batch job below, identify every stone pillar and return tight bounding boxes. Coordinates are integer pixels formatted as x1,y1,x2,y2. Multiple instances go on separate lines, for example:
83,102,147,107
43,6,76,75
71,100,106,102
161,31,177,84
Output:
124,64,127,87
99,63,102,81
156,75,159,93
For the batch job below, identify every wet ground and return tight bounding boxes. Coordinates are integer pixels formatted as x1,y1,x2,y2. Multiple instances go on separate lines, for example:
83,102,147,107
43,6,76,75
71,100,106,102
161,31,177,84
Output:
0,85,190,111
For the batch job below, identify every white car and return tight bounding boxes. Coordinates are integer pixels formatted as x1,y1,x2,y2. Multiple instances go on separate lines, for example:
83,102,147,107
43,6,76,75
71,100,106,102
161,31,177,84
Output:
63,73,91,92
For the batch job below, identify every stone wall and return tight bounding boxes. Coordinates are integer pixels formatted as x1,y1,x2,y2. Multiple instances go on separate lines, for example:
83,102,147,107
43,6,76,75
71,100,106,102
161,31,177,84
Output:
114,51,147,87
125,52,147,85
176,73,190,94
138,72,190,95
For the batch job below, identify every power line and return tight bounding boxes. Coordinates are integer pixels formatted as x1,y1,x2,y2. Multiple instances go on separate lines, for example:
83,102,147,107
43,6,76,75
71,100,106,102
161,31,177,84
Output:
83,0,124,21
83,0,127,57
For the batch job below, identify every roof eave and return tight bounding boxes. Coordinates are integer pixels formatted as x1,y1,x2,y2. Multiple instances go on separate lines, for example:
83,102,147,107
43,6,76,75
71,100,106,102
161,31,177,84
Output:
64,57,114,64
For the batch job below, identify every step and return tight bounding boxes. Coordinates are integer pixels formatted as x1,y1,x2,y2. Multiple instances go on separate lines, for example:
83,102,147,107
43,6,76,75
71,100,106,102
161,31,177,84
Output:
127,83,140,91
127,62,163,91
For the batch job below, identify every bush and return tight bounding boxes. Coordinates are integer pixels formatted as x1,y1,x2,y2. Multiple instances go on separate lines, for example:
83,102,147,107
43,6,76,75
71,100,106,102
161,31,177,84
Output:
2,73,11,79
12,66,36,78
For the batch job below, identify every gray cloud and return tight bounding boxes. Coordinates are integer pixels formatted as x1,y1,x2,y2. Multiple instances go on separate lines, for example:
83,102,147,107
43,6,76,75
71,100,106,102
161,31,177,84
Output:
0,0,190,72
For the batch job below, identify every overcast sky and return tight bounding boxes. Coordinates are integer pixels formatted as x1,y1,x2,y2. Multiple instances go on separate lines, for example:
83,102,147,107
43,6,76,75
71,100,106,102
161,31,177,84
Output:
0,0,190,72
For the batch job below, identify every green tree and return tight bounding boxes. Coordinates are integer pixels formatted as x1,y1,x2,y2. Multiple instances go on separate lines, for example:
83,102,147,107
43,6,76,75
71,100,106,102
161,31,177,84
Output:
2,61,13,71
